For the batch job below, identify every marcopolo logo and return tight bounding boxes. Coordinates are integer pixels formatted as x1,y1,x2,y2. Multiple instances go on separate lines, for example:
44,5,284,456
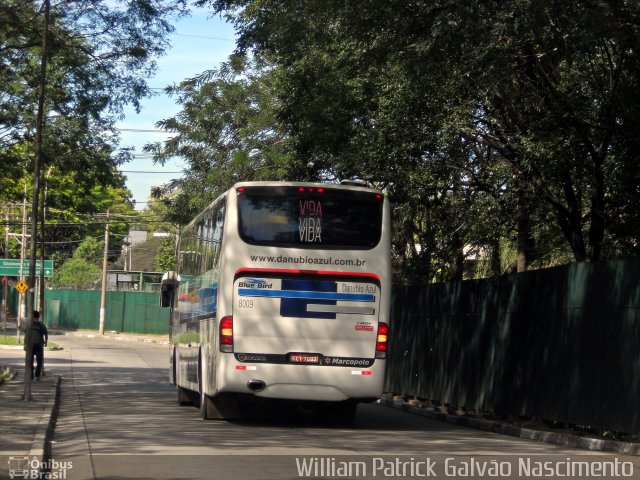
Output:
322,357,373,367
8,456,73,479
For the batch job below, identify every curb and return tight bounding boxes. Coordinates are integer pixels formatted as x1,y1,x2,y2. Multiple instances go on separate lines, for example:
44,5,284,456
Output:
0,345,64,351
29,375,62,475
379,398,640,456
61,330,170,346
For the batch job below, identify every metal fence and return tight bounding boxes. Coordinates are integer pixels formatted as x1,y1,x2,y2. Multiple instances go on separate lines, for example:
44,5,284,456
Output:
386,259,640,435
43,289,170,335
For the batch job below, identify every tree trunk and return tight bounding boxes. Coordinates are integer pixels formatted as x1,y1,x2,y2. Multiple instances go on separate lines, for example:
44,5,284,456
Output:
587,157,606,261
545,169,588,262
449,228,465,281
515,187,533,272
490,237,501,276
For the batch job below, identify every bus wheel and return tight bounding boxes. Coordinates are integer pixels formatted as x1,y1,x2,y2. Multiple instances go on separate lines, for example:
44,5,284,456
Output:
201,395,242,420
171,348,177,385
200,390,212,420
178,387,194,406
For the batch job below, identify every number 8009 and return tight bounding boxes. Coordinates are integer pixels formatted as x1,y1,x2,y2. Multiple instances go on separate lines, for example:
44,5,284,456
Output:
238,299,254,309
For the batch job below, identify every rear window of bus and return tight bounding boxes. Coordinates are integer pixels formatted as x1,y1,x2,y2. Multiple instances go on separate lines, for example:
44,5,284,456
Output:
237,186,383,249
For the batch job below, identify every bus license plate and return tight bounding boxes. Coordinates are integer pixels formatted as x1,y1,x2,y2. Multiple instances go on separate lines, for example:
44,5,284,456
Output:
290,353,320,364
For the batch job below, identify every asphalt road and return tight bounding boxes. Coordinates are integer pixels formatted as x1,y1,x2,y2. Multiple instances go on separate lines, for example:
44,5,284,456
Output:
2,333,638,480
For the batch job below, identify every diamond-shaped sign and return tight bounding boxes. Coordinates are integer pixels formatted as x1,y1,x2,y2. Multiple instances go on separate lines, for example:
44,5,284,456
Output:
15,280,28,295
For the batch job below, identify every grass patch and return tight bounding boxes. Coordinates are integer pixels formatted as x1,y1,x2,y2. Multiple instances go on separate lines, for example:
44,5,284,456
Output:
0,336,23,347
171,332,200,345
0,336,60,349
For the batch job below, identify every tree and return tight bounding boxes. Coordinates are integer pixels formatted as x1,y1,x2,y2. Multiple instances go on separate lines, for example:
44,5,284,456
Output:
200,0,517,279
201,0,640,282
155,236,176,272
145,54,299,220
73,237,103,266
1,0,188,261
461,0,640,263
52,257,101,290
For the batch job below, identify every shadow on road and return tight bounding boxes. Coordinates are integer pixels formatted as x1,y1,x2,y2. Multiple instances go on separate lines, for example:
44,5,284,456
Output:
53,364,557,457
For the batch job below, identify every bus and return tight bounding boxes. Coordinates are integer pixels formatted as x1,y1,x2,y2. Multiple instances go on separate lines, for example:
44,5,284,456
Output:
162,181,391,422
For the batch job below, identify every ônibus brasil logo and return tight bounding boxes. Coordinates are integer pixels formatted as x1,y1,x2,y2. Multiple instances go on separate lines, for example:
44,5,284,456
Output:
8,456,73,479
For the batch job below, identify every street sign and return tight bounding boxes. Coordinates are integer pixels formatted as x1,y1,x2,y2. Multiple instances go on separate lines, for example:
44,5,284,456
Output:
15,280,28,295
0,259,54,277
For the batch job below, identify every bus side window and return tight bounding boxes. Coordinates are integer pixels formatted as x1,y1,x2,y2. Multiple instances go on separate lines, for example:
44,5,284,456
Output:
209,201,226,268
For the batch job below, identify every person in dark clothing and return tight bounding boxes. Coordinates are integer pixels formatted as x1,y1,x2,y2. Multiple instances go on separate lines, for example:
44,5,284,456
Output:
26,310,48,380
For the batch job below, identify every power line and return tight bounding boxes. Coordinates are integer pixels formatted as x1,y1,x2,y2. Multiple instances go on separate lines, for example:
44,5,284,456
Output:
120,170,182,174
42,239,88,245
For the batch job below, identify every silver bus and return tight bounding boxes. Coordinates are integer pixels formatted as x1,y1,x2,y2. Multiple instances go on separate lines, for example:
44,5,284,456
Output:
163,181,391,422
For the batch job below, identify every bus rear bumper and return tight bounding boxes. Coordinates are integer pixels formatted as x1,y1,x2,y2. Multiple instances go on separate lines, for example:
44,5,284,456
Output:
215,357,385,402
254,383,348,401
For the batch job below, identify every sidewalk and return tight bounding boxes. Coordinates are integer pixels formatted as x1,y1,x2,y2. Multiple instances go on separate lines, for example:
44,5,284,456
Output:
1,318,170,348
380,395,640,456
0,366,61,480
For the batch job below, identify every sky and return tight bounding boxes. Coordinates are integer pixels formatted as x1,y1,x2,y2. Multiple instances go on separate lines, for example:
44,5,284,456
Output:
116,8,237,210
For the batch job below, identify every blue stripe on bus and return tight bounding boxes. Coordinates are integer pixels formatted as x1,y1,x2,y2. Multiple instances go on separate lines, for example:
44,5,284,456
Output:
238,288,375,302
281,279,337,319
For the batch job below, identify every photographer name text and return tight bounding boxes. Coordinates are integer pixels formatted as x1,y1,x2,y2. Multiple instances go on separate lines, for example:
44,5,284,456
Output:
295,457,635,479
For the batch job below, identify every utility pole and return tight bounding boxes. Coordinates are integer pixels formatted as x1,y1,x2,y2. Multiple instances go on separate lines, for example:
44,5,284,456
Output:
24,0,50,401
18,182,28,343
3,210,8,338
99,210,110,335
39,166,52,319
174,225,181,269
123,241,128,271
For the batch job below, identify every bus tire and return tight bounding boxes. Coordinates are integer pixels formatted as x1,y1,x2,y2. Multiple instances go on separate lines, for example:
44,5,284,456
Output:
200,390,212,420
178,387,194,406
202,395,242,420
171,347,177,385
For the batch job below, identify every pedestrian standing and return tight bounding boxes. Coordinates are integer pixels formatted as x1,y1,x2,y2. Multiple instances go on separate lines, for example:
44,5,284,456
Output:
26,310,48,380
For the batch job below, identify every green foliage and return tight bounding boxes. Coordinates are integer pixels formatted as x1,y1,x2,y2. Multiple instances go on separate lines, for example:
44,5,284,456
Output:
73,237,104,266
155,236,176,272
138,196,176,234
1,0,185,264
194,0,640,283
145,54,301,220
41,180,136,263
52,258,101,290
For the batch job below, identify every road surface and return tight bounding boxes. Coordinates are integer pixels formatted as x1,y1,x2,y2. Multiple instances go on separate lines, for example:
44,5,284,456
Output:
2,333,638,479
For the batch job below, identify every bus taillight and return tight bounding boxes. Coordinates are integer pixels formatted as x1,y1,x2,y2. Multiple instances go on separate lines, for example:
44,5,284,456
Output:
220,316,234,352
375,322,388,359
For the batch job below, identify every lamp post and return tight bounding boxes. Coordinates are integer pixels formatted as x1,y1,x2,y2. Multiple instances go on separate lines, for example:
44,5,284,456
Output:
38,166,52,317
99,210,110,335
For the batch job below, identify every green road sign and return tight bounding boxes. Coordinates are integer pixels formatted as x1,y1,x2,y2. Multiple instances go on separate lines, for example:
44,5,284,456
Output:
0,259,54,277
